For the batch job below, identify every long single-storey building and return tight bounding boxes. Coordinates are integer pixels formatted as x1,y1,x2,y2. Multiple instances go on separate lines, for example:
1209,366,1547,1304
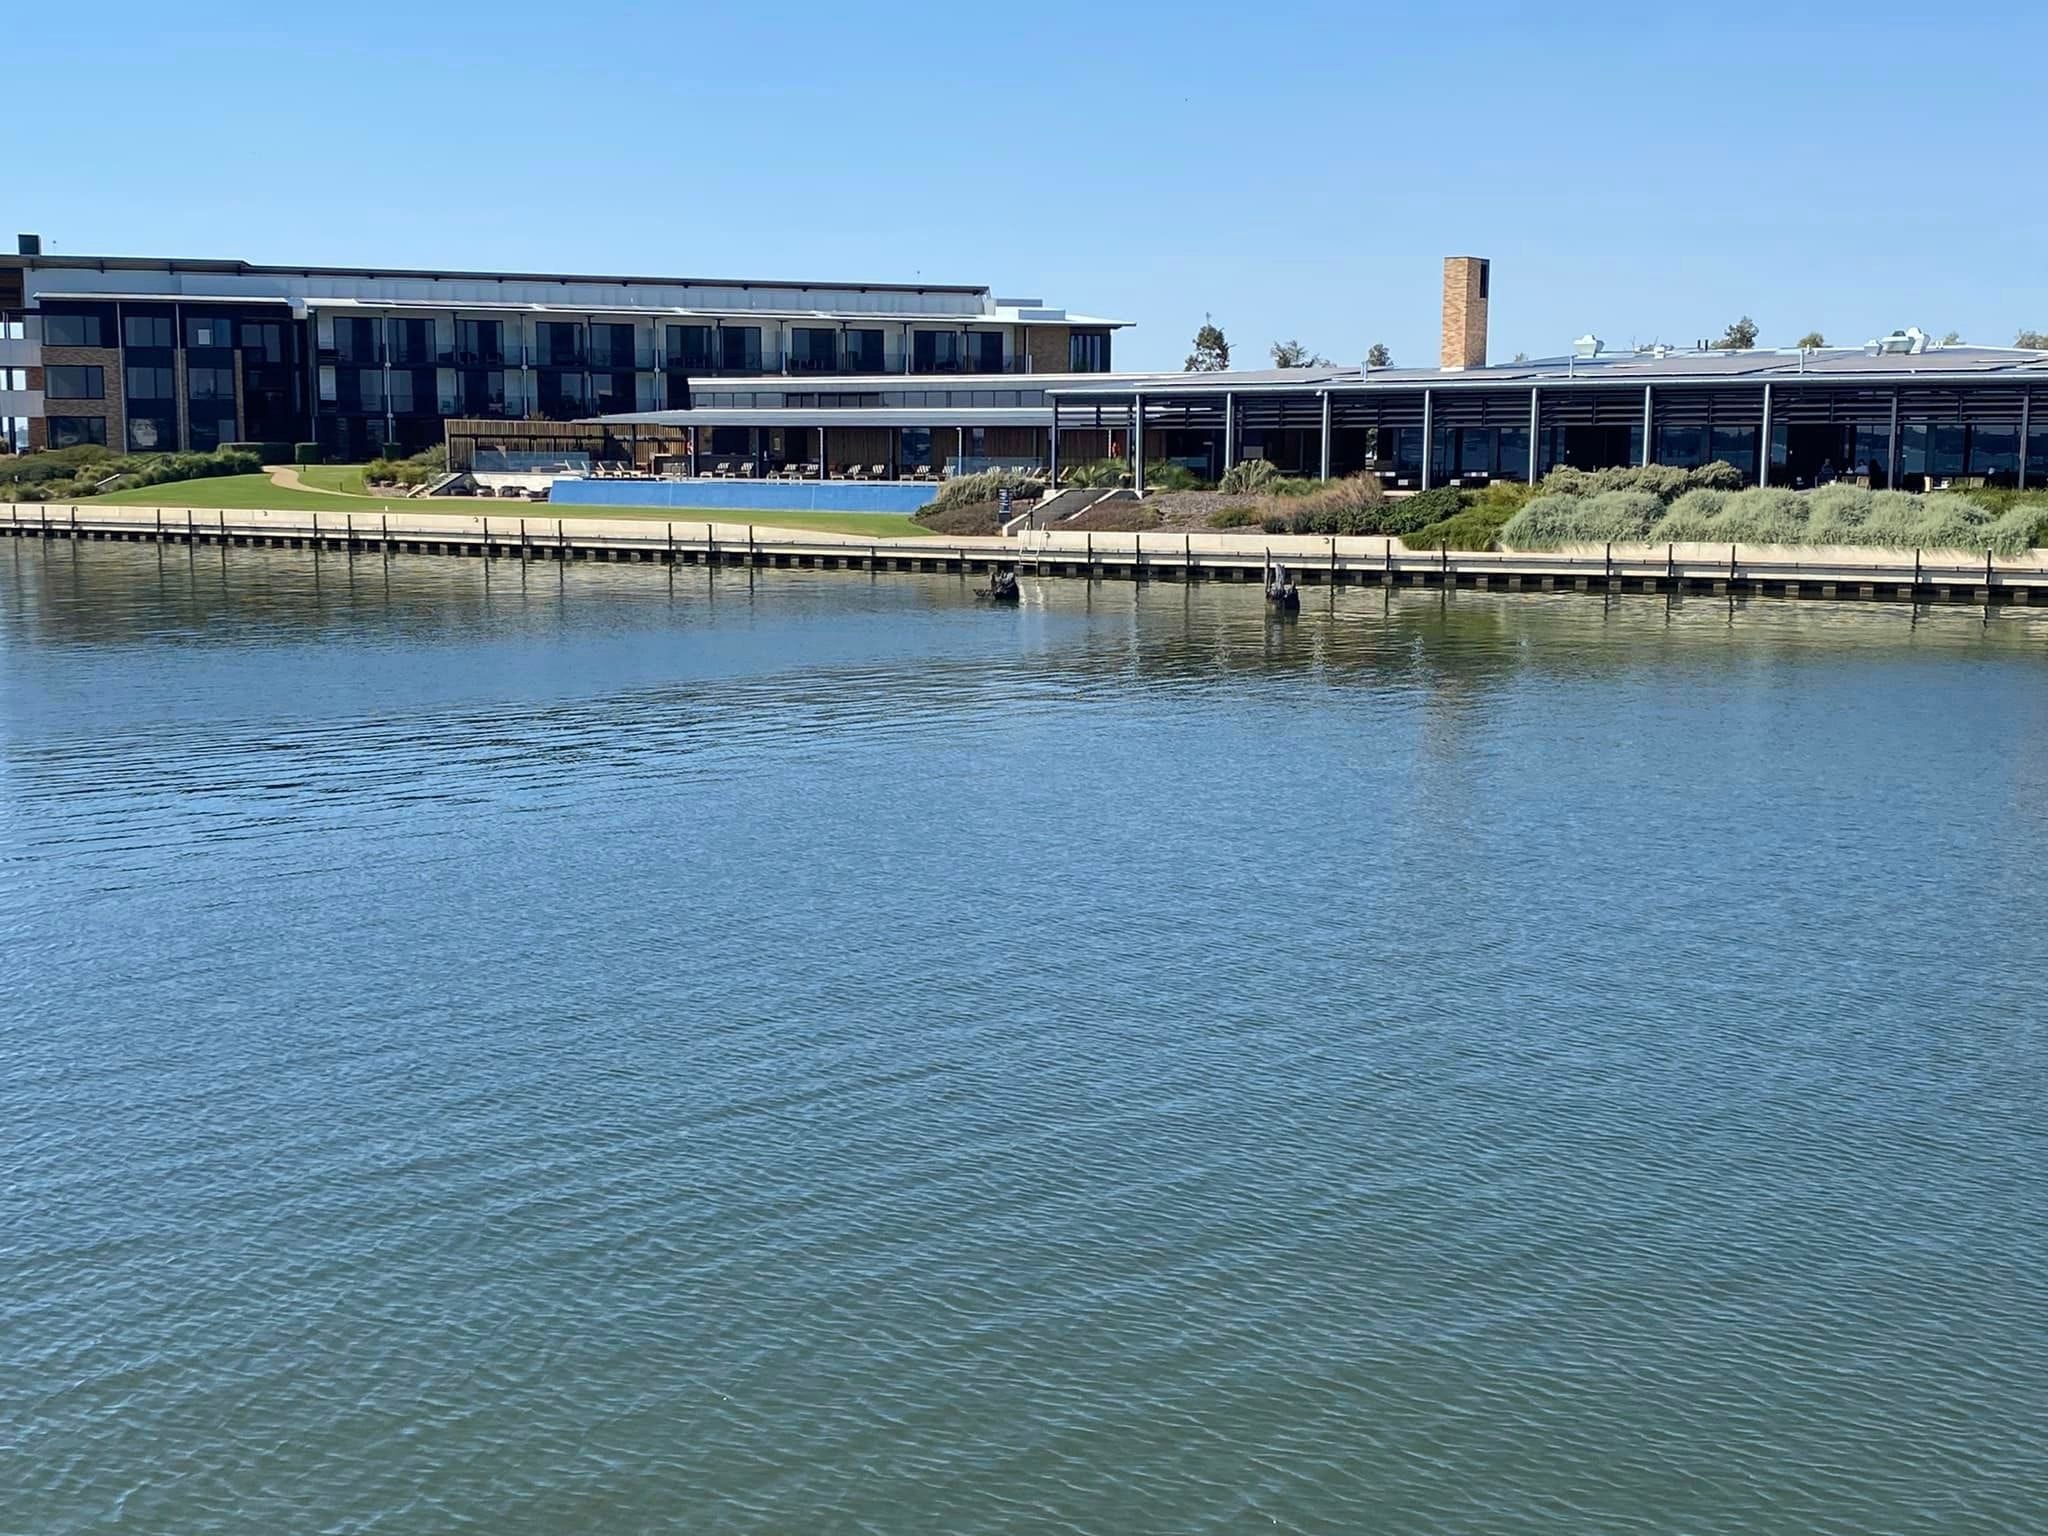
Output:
583,257,2048,493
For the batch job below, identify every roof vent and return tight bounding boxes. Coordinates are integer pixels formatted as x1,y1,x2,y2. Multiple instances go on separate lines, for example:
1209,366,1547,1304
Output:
1875,326,1930,355
1572,333,1604,359
17,234,41,257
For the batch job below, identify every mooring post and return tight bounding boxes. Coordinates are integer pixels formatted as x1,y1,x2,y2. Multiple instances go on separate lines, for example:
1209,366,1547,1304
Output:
347,512,354,553
1987,548,1994,589
381,513,389,558
481,515,488,557
1188,532,1195,579
1667,542,1674,580
156,509,162,542
1605,542,1612,583
557,519,564,561
218,510,225,547
667,521,674,564
1729,544,1737,582
312,511,318,551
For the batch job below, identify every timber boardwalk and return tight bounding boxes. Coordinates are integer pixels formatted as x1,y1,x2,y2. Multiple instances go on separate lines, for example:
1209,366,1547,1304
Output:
9,503,2046,606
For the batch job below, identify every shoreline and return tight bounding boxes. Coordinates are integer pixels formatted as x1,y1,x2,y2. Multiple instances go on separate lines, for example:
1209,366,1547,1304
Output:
10,502,2043,607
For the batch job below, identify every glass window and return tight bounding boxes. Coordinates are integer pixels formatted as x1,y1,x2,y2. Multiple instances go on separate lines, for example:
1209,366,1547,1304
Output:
48,416,109,448
536,322,583,366
844,329,884,373
1927,424,1967,476
124,314,175,349
0,368,21,390
126,366,175,399
790,328,838,372
455,318,503,365
45,313,104,347
968,332,1004,372
46,365,105,400
720,327,762,372
188,367,237,401
1968,426,2016,476
913,331,962,372
1655,425,1707,466
1496,427,1530,480
188,415,235,451
186,316,235,349
586,324,628,368
240,322,285,363
1708,425,1758,477
1068,330,1111,372
127,415,176,451
666,325,714,368
330,317,377,363
900,427,933,469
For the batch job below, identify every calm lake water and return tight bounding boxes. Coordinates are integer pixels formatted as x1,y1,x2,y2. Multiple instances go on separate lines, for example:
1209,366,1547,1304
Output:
3,539,2044,1535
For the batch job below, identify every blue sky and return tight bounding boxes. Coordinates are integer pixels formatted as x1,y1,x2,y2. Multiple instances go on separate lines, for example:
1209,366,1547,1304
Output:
11,0,2047,369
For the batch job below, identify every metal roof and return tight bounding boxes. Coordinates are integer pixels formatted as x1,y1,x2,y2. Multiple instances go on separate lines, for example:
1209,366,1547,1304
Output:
1049,347,2048,398
592,406,1057,429
4,250,990,296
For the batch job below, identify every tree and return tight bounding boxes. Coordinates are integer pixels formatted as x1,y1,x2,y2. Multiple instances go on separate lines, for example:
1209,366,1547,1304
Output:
1940,330,1961,346
1795,330,1826,349
1184,318,1230,372
2015,329,2048,350
1511,351,1530,363
1366,342,1392,368
1712,316,1759,351
1269,339,1329,368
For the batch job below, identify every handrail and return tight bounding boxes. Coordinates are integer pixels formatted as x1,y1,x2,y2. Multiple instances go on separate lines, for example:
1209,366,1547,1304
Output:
14,503,2046,586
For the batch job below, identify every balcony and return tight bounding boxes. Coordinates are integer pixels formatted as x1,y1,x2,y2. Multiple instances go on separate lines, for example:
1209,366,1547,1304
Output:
318,344,386,367
587,346,656,371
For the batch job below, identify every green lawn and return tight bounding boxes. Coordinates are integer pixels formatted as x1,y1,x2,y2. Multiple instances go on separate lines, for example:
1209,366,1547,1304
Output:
87,474,420,512
293,463,371,495
80,473,933,537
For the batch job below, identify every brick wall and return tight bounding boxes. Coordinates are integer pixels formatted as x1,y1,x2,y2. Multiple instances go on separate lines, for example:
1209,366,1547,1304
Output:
40,345,124,448
1441,257,1489,371
1026,326,1070,374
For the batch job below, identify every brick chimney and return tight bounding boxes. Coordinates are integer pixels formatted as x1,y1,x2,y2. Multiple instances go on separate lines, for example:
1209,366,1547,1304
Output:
1440,256,1489,370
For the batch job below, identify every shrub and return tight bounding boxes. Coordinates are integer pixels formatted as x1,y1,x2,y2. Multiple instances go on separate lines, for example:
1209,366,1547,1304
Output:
223,440,292,463
1061,459,1127,490
293,442,323,465
932,467,1039,511
1382,486,1462,535
1267,476,1320,498
1501,491,1661,548
1260,516,1290,534
1647,488,1729,543
1142,461,1210,492
1474,479,1539,516
1402,501,1516,551
1710,488,1809,545
1218,458,1281,495
1539,461,1741,501
1208,506,1261,529
1803,485,1875,543
1690,460,1745,491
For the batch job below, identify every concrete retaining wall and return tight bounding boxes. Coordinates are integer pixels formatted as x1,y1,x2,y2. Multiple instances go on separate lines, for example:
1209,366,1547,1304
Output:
550,478,938,513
